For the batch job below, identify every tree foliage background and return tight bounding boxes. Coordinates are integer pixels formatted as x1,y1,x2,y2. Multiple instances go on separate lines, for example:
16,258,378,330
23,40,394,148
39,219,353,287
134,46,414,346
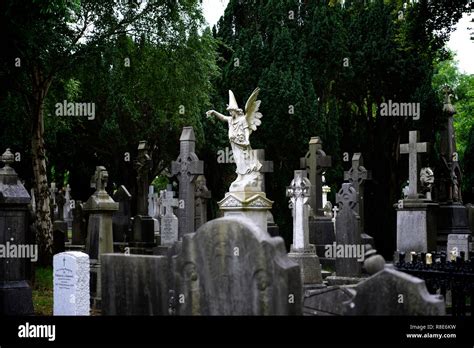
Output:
0,0,473,262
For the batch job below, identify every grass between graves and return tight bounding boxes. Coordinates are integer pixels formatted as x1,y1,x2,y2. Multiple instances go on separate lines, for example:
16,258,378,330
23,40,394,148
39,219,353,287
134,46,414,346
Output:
32,266,53,316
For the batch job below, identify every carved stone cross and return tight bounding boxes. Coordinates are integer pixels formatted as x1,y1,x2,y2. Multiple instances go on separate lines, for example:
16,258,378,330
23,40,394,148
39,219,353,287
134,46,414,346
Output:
344,153,371,228
400,131,429,199
162,186,179,217
171,127,204,238
300,137,331,217
286,170,311,252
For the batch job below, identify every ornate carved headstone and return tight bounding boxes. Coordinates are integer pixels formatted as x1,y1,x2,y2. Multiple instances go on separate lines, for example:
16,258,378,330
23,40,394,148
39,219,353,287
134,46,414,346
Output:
327,183,362,284
172,217,302,315
171,127,204,238
286,170,322,284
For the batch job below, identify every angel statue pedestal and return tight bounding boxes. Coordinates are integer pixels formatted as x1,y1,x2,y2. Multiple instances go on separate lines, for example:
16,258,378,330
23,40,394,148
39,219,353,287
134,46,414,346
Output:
208,88,273,233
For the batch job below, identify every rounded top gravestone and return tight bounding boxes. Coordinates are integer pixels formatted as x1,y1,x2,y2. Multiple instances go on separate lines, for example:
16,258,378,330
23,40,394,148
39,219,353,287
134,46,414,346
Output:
172,216,302,315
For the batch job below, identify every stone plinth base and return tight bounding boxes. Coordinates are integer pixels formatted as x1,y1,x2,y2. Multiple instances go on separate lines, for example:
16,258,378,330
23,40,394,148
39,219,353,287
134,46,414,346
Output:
437,204,471,251
218,191,273,233
0,280,34,315
309,217,335,269
396,199,438,253
288,245,323,284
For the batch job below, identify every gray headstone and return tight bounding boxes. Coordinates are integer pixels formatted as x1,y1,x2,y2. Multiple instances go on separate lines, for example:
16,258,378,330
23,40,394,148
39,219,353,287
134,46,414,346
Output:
300,137,332,217
0,148,34,315
171,126,204,238
172,217,302,315
101,254,169,315
286,170,322,284
194,175,211,230
400,130,429,199
71,201,87,245
343,153,371,230
345,268,445,315
134,141,152,216
334,183,361,277
53,252,90,316
112,185,132,243
160,187,179,246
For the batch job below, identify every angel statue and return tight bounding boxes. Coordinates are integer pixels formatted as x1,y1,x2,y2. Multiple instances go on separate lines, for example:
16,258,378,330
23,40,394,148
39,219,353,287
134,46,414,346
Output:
207,88,263,191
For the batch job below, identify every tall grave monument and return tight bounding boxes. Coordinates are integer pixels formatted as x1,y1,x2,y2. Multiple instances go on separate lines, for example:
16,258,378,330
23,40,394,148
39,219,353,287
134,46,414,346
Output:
171,127,204,238
130,141,156,252
0,148,34,315
396,130,438,253
286,170,322,284
436,86,472,256
84,166,118,305
300,136,334,267
344,153,374,247
207,88,273,232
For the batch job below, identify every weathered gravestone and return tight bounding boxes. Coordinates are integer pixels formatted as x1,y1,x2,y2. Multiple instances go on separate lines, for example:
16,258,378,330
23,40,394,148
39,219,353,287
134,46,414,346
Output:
71,201,87,246
327,183,363,285
300,137,334,268
344,268,445,315
194,175,211,230
286,170,322,284
53,251,90,316
0,148,34,315
49,182,58,221
53,190,68,254
344,153,374,247
64,184,72,229
172,217,302,315
84,166,119,304
148,185,160,237
130,141,155,251
160,187,179,247
171,127,204,238
396,130,438,253
101,254,169,315
112,185,132,244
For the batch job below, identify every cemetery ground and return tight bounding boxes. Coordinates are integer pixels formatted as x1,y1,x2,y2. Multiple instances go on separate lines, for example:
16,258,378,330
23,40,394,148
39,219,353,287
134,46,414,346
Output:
31,267,53,316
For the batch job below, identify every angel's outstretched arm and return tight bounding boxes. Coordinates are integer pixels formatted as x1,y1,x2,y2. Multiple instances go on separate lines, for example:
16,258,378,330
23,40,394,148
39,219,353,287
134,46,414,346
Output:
207,110,231,122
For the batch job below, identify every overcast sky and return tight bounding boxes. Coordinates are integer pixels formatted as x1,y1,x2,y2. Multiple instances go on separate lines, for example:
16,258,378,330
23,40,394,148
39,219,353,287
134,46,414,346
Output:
202,1,473,74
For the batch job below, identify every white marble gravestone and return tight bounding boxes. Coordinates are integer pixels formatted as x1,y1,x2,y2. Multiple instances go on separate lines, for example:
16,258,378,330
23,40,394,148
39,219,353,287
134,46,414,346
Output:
53,251,90,316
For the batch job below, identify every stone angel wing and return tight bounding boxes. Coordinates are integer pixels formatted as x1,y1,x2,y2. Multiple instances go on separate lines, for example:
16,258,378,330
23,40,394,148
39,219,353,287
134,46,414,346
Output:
245,87,263,133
